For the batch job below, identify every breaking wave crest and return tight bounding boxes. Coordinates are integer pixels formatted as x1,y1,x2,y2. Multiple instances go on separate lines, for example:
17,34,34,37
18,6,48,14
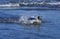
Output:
0,3,19,7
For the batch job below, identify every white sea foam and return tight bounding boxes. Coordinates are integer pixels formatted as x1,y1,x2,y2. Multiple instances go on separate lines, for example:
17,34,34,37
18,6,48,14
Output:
0,3,20,7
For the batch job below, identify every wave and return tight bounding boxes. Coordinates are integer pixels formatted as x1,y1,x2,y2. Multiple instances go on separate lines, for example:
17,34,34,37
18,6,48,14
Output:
0,3,20,7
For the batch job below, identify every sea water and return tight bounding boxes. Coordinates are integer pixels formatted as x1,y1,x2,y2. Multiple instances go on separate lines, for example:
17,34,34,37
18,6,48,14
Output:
0,8,60,39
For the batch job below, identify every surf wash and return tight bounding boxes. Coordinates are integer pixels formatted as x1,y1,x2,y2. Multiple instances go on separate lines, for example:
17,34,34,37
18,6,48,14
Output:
0,3,20,7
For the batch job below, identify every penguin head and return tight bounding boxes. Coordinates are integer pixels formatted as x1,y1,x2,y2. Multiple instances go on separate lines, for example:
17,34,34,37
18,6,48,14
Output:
37,16,41,20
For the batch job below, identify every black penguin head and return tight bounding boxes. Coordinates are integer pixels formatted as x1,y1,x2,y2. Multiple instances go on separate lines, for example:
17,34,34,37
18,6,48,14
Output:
37,16,41,20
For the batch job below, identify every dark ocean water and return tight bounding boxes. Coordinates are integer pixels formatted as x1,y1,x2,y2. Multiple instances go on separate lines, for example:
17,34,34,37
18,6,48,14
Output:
0,9,60,39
